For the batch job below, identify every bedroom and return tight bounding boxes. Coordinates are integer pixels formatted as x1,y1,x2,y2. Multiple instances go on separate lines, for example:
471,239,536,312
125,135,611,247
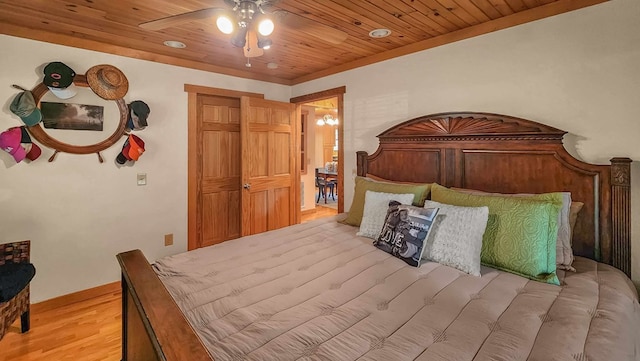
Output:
0,0,639,359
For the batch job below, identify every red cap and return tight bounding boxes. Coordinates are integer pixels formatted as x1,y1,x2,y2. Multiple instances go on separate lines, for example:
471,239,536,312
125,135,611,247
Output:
25,143,42,161
127,134,145,161
19,126,41,161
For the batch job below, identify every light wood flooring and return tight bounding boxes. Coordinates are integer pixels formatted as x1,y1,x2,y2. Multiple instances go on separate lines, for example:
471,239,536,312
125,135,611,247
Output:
0,208,337,360
0,289,121,361
302,205,338,222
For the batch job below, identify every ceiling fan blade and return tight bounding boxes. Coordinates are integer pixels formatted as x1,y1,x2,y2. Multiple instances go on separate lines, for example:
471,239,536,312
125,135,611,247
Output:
274,10,348,45
139,7,225,31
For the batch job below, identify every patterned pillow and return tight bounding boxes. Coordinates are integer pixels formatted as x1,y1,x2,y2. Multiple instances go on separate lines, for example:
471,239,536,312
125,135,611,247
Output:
431,184,562,285
452,187,573,270
357,191,415,239
341,177,431,227
373,202,439,267
423,201,489,276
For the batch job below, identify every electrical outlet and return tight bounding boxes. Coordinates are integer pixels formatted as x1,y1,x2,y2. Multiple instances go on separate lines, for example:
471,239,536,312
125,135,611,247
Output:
164,234,173,246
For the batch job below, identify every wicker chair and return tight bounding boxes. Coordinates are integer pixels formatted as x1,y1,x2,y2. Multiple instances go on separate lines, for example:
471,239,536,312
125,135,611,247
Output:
0,240,31,340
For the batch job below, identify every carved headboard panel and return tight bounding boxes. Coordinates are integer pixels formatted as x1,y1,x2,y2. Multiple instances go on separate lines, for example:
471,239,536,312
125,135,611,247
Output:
357,112,631,276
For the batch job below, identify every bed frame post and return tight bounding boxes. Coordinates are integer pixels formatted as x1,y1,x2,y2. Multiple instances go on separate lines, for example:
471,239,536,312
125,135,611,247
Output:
610,157,632,277
117,250,212,361
357,151,368,177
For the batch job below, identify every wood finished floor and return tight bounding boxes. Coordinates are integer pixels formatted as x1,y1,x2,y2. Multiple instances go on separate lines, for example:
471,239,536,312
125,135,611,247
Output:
0,209,337,360
302,205,338,222
0,289,121,361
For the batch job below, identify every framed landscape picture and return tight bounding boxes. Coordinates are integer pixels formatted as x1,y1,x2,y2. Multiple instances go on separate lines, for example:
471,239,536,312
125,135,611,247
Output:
41,102,104,131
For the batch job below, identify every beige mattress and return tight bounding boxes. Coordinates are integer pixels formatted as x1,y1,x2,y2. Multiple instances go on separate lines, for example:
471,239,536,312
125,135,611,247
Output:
154,216,640,361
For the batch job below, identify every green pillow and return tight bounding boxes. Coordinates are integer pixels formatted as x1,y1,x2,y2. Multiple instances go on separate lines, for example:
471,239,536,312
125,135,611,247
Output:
430,184,562,285
342,177,431,227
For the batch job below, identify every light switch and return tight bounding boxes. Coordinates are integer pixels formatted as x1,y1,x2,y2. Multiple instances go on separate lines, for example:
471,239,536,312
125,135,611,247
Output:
137,173,147,186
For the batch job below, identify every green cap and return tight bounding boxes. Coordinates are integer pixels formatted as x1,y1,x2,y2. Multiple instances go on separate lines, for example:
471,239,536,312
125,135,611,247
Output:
10,91,42,126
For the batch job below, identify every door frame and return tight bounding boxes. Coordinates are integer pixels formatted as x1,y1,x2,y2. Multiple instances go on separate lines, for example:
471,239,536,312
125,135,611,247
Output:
290,86,346,213
185,84,264,251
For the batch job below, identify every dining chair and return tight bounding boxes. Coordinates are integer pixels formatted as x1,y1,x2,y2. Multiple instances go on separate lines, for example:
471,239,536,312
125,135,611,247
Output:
315,168,334,203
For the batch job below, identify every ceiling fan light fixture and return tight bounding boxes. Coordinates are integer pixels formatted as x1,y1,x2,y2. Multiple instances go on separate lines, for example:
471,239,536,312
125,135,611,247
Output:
216,15,235,34
231,27,248,47
222,1,276,54
237,1,258,23
257,37,272,49
257,18,274,36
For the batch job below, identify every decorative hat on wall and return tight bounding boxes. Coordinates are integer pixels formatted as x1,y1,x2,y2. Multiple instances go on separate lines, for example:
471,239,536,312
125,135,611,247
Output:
19,126,42,161
10,90,42,126
0,127,41,163
0,127,26,162
86,64,129,100
127,100,150,131
43,61,77,99
116,134,146,164
127,134,145,161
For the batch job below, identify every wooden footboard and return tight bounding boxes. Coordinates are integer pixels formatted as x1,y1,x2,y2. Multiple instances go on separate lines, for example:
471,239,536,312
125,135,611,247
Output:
117,250,212,361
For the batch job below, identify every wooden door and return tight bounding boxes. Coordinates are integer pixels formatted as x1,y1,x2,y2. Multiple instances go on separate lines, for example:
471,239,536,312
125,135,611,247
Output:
198,95,241,247
241,97,299,236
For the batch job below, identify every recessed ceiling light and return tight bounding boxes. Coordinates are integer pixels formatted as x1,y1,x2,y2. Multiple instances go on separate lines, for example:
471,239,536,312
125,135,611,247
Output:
163,40,186,48
267,62,278,69
368,29,391,38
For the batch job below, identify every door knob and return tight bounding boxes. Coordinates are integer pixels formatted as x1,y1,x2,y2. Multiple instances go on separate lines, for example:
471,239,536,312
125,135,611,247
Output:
243,183,251,190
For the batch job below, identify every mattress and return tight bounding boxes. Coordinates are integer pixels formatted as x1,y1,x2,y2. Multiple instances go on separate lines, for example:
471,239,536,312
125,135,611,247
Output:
154,216,640,361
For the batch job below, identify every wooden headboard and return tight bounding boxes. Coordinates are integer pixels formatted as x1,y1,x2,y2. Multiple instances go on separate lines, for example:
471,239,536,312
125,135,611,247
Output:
357,112,632,277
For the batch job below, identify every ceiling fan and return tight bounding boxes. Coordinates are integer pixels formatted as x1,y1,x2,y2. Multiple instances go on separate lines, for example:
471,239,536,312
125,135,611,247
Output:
139,0,348,59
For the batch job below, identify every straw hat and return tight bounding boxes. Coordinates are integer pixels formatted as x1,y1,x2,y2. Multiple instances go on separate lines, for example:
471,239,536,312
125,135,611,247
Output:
86,64,129,100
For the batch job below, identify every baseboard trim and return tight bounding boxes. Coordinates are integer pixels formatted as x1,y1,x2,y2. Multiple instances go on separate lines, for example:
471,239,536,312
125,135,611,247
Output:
31,281,121,313
301,208,317,216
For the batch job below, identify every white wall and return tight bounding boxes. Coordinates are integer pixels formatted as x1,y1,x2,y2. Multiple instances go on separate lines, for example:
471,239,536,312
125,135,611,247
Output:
314,122,324,167
292,0,640,286
301,105,317,210
0,35,290,302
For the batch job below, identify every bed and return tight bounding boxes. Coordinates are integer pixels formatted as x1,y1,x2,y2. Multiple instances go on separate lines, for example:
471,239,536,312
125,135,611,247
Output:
117,112,638,361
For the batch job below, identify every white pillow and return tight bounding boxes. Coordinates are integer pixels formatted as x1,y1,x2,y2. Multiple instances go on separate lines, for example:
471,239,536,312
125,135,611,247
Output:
422,200,489,276
357,191,415,239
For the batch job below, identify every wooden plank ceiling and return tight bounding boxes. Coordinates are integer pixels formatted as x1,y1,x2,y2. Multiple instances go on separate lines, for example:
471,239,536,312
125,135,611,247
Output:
0,0,607,85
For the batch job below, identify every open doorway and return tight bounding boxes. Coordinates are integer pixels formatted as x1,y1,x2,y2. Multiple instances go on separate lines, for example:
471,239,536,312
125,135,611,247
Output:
291,87,345,222
302,98,339,217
